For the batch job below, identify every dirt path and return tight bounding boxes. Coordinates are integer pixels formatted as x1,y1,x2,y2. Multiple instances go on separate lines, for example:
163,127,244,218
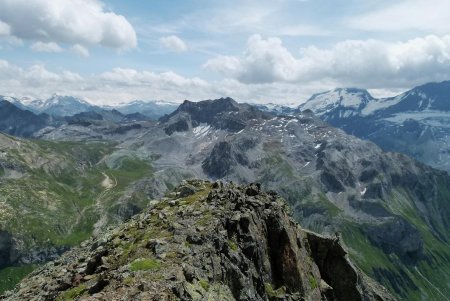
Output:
101,172,116,189
71,172,117,233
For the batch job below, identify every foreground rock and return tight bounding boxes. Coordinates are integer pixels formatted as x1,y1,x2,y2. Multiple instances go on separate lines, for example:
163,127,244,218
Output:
1,181,395,301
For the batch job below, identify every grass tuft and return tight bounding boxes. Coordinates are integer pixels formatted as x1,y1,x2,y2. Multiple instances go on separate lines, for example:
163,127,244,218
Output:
129,258,161,272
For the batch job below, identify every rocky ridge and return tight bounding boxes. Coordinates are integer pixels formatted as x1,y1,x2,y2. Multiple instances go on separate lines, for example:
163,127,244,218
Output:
1,180,394,301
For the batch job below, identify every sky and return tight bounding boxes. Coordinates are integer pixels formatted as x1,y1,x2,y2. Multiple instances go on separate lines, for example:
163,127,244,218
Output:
0,0,450,105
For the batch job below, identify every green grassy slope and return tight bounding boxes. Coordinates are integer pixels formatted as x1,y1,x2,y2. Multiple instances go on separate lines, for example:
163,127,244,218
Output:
0,136,154,293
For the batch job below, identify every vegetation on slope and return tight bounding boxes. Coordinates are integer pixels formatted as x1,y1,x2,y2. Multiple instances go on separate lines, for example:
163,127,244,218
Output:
0,135,154,293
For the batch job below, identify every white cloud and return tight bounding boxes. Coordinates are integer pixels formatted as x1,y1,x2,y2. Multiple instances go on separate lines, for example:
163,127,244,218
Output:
348,0,450,34
0,60,217,104
0,60,84,92
0,58,326,105
71,44,90,57
159,35,188,52
3,30,450,106
30,41,63,53
0,21,10,36
204,34,450,89
0,0,137,50
99,68,207,90
205,35,300,83
203,56,243,78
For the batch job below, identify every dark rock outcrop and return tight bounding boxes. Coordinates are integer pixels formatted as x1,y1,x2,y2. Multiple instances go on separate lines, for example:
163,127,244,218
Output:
0,231,13,268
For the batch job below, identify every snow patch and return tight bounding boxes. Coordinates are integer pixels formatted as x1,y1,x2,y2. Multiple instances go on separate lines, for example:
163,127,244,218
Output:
362,94,404,115
193,124,211,137
360,187,367,196
301,88,368,115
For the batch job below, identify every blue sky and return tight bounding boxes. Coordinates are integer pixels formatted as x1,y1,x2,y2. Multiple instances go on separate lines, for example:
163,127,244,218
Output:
0,0,450,104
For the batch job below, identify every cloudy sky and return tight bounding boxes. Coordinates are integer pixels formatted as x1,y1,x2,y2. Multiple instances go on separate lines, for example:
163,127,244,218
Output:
0,0,449,105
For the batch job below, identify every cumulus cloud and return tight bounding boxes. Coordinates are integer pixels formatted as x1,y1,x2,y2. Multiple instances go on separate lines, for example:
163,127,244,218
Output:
0,60,83,87
0,60,218,104
30,41,63,53
0,58,327,105
204,34,450,89
0,0,137,50
203,56,243,78
71,44,90,57
0,21,10,36
205,35,300,83
99,68,207,87
159,35,188,52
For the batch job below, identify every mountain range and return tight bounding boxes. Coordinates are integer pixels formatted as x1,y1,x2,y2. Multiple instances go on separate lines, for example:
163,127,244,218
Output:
0,95,177,120
297,81,450,173
0,82,450,300
0,95,449,300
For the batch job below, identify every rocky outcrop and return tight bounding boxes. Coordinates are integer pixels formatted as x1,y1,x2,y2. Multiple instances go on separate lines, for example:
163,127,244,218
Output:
306,231,393,301
0,230,68,270
0,231,13,268
1,181,395,301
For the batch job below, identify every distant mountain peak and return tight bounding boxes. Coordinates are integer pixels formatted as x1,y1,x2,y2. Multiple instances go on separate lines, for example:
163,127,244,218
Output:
164,97,240,123
46,94,91,106
161,97,272,135
20,95,98,117
299,87,375,116
298,80,450,173
178,97,239,112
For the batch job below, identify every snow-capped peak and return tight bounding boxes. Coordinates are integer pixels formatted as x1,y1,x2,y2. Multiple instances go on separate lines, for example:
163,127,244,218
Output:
299,88,374,115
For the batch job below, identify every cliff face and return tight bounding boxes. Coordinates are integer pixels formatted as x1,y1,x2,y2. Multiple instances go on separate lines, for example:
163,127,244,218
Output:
2,180,394,301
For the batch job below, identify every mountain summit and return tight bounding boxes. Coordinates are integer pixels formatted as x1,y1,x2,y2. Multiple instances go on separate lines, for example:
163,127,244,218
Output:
300,88,375,118
160,97,272,135
25,95,99,117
